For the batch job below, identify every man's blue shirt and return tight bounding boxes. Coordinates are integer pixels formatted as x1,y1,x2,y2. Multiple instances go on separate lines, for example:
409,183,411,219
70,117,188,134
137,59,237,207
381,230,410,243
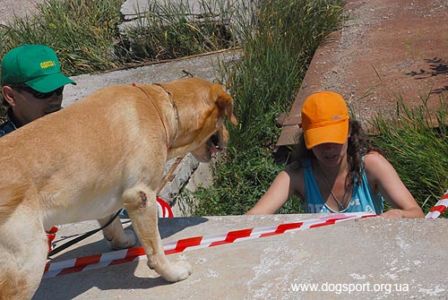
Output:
0,119,17,137
0,111,18,137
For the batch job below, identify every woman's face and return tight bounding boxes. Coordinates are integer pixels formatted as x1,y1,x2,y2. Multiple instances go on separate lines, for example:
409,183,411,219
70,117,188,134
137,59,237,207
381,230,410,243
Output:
311,141,348,168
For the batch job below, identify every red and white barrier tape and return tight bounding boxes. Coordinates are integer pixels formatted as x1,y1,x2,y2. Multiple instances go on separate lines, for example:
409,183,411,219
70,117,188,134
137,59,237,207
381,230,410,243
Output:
44,212,375,278
157,197,174,219
43,190,448,279
425,190,448,219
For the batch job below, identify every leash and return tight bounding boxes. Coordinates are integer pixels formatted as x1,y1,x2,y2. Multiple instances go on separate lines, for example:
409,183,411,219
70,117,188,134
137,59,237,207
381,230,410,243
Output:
47,197,175,258
47,210,121,258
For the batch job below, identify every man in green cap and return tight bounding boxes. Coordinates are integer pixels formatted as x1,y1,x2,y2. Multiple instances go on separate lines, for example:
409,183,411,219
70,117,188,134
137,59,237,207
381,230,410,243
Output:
0,44,76,136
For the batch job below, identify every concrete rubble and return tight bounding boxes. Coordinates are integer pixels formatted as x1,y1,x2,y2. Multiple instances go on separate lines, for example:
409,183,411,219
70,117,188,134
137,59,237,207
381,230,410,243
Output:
119,0,256,35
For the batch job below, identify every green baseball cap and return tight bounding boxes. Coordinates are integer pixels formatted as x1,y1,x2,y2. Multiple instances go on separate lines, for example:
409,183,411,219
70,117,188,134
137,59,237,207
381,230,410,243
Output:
1,44,76,93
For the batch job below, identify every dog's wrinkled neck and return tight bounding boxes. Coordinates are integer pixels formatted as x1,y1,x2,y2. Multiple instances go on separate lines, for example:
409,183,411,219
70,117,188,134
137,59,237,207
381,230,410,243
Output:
153,83,180,146
133,83,179,149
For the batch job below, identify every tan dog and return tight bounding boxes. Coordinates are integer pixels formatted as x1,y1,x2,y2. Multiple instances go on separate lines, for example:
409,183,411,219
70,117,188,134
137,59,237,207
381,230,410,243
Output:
0,77,237,299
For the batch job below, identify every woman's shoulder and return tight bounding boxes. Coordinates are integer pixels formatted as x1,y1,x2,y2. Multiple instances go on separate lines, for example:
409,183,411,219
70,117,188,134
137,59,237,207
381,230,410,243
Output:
363,151,393,179
364,151,387,166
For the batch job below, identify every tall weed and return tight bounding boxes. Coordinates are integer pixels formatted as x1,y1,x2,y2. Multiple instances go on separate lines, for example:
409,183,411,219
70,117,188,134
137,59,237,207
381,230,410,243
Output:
0,0,123,75
187,0,344,215
123,0,239,60
371,97,448,212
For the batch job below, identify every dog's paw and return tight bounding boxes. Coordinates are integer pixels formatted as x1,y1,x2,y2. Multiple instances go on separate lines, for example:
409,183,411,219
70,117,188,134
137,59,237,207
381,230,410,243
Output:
157,260,193,282
109,230,137,250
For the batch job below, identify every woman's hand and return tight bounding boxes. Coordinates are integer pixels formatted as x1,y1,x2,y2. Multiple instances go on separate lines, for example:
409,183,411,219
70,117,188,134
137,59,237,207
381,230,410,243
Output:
381,207,425,218
381,209,403,218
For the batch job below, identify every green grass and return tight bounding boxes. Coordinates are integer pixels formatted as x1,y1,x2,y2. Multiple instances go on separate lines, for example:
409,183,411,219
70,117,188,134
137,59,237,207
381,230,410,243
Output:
183,0,344,216
184,148,303,216
229,0,343,148
0,0,123,75
370,97,448,213
122,0,239,61
0,0,240,77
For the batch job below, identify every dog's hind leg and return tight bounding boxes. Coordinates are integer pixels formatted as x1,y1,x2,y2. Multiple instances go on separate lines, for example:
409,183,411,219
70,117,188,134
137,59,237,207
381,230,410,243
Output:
99,214,136,249
122,183,192,282
0,207,48,299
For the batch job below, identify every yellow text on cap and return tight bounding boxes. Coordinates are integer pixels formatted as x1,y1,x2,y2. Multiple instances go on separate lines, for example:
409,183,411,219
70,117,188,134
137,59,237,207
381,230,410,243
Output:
40,61,55,69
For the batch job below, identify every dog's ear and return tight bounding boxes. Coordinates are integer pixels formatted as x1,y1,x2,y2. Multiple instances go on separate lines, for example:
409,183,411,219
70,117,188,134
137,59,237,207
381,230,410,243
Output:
211,84,238,126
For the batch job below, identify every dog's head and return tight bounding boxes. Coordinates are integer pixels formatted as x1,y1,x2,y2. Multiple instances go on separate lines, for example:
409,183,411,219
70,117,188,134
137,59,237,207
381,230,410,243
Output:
190,83,238,162
166,78,237,162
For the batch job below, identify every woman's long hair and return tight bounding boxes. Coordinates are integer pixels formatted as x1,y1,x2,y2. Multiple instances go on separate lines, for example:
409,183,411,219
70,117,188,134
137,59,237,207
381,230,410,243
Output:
290,120,374,188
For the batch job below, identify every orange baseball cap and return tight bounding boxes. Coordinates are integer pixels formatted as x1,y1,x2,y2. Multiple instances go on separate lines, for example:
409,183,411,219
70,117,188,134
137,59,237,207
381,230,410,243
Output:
301,91,349,149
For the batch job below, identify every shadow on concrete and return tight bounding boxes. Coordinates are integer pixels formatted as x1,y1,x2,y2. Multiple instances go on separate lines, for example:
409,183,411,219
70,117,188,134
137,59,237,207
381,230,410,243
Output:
34,217,208,299
34,263,174,300
158,216,208,238
51,217,208,260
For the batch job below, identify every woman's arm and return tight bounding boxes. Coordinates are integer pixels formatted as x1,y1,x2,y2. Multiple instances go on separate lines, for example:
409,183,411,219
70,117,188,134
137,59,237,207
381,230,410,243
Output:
364,152,424,218
246,170,296,215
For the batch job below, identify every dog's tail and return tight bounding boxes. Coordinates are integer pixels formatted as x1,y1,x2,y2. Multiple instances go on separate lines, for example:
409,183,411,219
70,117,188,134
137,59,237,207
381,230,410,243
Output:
0,184,27,226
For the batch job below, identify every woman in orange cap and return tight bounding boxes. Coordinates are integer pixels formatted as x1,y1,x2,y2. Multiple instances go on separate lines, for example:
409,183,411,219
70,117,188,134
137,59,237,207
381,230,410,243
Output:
247,91,424,218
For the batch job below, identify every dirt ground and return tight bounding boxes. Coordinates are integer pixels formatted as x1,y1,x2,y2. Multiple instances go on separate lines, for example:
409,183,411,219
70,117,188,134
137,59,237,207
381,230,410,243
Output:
277,0,448,147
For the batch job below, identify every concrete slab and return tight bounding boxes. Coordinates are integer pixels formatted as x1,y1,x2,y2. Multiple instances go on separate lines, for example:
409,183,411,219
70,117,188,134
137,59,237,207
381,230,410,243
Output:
63,50,240,106
121,0,207,20
34,215,448,299
118,0,255,43
0,0,45,25
120,0,251,20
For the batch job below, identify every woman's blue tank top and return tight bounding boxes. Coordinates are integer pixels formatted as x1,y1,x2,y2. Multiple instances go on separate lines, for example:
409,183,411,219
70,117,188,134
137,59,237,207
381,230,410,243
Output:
303,158,384,214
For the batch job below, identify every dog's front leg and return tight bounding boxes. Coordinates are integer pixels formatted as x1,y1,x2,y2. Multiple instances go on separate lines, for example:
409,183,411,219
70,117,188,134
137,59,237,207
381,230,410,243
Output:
99,214,136,250
122,183,192,282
